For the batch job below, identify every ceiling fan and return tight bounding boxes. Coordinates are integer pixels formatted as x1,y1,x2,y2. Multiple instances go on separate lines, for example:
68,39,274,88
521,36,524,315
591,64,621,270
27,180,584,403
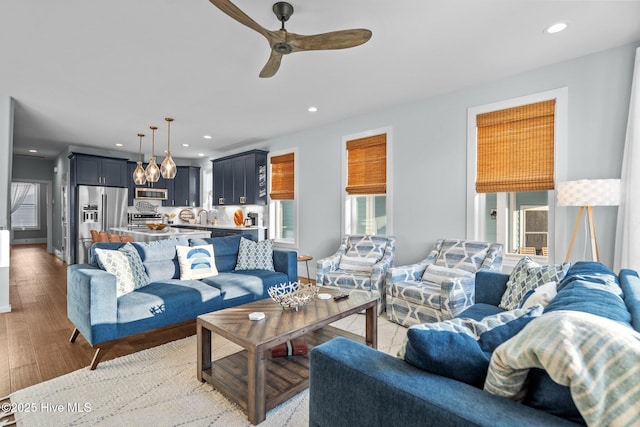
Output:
208,0,372,78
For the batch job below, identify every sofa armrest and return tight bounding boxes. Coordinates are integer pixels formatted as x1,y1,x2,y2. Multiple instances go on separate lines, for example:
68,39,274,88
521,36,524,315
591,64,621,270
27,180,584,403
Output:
315,252,343,285
273,249,298,283
67,264,118,346
475,271,510,306
439,275,476,320
310,338,577,427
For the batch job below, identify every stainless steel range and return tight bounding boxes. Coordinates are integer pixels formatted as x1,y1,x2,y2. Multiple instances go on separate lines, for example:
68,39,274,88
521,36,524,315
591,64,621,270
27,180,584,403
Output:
128,212,162,229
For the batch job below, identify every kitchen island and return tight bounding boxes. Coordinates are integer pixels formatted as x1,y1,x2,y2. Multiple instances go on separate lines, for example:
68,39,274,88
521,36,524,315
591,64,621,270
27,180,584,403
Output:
111,227,211,242
172,224,266,240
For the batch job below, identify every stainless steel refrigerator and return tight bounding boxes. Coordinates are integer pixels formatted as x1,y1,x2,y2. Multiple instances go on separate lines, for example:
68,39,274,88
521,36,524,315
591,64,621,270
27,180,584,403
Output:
76,185,128,264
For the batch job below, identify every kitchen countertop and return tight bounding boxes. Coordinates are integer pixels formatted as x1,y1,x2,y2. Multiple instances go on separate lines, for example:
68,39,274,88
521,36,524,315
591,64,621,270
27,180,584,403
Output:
111,227,212,242
171,224,265,230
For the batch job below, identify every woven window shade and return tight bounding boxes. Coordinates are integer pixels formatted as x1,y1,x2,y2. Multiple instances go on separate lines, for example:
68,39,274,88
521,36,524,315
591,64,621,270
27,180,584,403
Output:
270,153,294,200
476,100,555,193
346,134,387,195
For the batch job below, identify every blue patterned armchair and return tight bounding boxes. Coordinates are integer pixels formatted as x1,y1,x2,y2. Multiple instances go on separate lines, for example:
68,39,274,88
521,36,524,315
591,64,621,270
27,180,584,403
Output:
386,238,503,326
316,235,396,314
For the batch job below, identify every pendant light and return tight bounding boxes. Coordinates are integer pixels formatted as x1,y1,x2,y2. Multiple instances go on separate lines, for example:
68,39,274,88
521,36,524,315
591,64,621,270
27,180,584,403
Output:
160,117,177,179
145,125,160,183
132,133,147,185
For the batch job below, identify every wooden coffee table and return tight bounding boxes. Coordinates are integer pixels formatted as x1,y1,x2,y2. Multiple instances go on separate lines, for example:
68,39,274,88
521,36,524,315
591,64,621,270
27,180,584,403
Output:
197,287,377,425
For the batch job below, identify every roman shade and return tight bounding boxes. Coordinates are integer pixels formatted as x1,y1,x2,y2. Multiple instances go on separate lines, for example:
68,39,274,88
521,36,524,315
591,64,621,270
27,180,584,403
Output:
476,100,555,193
270,152,294,200
346,134,387,195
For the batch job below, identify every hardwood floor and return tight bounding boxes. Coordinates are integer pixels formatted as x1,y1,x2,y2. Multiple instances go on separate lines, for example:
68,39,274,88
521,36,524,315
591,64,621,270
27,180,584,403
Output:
0,244,194,397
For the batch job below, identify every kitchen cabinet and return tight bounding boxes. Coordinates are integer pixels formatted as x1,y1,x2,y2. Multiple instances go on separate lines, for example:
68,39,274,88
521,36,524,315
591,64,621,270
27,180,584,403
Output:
127,163,200,207
161,166,200,207
212,149,267,206
70,153,127,187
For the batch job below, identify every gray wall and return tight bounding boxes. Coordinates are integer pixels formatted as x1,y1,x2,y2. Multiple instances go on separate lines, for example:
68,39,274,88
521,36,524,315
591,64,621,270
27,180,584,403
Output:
0,97,13,230
217,41,638,269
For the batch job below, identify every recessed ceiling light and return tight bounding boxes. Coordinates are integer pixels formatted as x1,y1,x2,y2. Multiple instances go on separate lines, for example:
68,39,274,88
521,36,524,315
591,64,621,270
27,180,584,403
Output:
115,143,123,147
308,106,318,112
544,22,567,34
203,135,212,139
182,143,189,147
198,153,205,157
29,149,37,153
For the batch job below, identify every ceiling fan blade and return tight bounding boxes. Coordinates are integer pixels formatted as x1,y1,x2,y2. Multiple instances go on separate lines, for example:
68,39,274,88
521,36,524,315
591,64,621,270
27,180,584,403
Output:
288,29,372,52
259,50,284,78
209,0,271,40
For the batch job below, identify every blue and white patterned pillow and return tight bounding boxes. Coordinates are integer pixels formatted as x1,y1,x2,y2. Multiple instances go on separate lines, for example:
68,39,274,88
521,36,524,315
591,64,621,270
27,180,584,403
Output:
176,244,218,280
399,305,544,387
118,243,151,288
345,235,387,261
235,238,275,271
95,248,137,297
499,257,569,310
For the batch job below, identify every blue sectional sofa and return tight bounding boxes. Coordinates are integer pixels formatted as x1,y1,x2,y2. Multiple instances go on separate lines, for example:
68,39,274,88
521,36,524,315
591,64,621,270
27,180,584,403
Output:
309,262,640,426
67,234,297,369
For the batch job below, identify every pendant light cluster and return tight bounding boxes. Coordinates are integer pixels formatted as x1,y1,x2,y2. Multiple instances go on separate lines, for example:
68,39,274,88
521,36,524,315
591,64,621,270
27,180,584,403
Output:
131,117,178,185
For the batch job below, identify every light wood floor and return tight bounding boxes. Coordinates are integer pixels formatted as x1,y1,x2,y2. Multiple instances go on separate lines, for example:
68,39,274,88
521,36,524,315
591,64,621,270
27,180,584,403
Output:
0,244,195,397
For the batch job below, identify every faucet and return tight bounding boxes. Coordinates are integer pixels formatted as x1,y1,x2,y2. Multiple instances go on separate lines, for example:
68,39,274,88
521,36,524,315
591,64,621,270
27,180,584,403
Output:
196,209,209,224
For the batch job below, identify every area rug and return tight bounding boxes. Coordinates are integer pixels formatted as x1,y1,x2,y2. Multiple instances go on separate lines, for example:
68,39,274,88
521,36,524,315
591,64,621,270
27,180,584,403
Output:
8,314,406,426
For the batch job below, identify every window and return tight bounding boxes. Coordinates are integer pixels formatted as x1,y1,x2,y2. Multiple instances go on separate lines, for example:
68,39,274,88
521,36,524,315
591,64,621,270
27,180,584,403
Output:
269,151,296,245
343,130,392,235
11,182,40,229
467,88,568,267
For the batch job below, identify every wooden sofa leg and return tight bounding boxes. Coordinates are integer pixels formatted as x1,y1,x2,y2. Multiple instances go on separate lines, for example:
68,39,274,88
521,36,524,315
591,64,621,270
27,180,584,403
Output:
89,346,110,370
69,328,80,343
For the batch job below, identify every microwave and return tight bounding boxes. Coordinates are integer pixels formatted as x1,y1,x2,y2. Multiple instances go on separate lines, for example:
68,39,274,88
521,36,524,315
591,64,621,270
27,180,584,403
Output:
135,188,168,200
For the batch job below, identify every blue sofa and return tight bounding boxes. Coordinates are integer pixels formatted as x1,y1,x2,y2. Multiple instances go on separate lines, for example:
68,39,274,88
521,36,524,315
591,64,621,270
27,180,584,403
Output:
309,262,640,426
67,234,297,369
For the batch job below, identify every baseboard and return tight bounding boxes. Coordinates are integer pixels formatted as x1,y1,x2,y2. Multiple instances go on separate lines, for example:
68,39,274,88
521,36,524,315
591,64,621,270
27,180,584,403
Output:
11,238,47,245
0,304,11,313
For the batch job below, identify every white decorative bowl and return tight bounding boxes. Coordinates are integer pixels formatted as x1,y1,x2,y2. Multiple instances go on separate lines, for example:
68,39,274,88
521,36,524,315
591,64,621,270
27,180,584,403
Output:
268,282,318,311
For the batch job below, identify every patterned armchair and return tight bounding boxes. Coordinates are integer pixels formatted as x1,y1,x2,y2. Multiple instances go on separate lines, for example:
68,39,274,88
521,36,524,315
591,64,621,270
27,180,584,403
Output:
386,238,503,326
316,235,396,314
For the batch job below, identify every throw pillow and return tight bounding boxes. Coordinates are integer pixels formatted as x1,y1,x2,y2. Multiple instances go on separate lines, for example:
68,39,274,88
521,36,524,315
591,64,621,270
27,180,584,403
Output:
499,257,569,310
176,244,218,280
338,255,378,273
118,242,151,289
399,305,543,388
94,248,137,297
519,281,557,310
421,264,474,284
235,237,275,271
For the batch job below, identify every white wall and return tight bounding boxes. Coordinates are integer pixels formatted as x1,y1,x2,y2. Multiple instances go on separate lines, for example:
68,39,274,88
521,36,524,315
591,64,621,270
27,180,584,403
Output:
0,96,13,312
212,42,638,270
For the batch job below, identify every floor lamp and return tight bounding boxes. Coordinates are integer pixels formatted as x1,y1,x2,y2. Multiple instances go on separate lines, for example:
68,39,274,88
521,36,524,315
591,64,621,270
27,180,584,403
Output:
557,179,621,263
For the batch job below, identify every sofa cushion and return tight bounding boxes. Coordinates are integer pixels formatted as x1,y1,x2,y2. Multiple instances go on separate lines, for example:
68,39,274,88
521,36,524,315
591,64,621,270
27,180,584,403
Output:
434,240,490,273
400,305,543,388
345,235,387,260
199,271,280,307
190,234,248,272
523,369,586,425
116,279,222,338
176,244,218,280
421,264,474,284
545,261,631,325
338,255,378,273
133,238,189,282
499,257,569,310
235,237,275,271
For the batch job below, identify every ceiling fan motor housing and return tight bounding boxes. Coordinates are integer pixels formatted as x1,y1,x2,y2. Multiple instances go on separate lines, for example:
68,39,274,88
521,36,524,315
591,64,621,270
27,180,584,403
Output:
273,2,294,22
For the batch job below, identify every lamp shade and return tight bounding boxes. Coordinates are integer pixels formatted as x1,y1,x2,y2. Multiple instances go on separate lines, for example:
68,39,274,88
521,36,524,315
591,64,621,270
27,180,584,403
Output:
556,179,621,207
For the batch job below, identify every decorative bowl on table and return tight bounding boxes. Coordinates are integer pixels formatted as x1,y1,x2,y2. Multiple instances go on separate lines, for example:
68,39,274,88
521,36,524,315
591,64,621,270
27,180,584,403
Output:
146,223,167,231
268,282,318,311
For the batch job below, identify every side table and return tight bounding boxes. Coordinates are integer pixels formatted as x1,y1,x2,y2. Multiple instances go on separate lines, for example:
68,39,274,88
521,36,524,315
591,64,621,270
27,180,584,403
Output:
297,255,313,283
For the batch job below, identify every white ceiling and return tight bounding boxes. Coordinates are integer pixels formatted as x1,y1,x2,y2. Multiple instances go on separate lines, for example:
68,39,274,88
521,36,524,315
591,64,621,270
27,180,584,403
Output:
2,0,640,160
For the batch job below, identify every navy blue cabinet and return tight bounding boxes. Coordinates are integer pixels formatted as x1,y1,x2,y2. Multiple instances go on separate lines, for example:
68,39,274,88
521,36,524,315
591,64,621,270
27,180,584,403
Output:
70,153,127,188
212,150,267,206
127,163,200,207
